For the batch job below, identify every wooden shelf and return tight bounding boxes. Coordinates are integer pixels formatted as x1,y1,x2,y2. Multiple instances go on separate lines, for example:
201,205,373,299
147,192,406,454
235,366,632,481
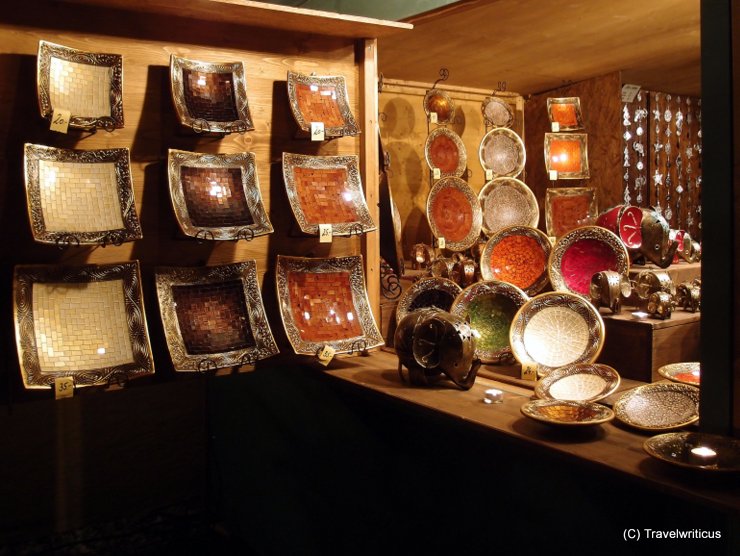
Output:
63,0,413,38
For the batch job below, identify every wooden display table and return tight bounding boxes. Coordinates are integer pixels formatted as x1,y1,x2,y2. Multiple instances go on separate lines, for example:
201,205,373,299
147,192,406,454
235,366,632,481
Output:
629,261,701,285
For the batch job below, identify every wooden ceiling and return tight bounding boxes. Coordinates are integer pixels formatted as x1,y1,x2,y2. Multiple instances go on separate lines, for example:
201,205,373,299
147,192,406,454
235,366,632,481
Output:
378,0,701,96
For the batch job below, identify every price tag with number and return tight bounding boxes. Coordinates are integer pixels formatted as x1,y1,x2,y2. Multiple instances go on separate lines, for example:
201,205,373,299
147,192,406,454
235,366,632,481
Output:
549,170,559,181
54,376,75,399
310,121,325,141
430,112,438,124
485,169,493,181
50,108,71,134
551,121,560,133
319,223,333,243
437,236,446,250
317,345,336,366
432,167,441,180
521,362,538,382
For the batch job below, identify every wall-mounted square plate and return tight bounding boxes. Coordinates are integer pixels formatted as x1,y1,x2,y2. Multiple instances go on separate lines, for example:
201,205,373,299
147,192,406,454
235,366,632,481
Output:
546,97,584,131
544,132,590,179
545,187,597,238
286,71,359,137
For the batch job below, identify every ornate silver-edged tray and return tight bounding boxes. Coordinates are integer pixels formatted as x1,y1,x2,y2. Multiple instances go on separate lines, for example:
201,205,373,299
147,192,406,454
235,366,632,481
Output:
478,127,526,178
24,143,142,246
480,226,551,295
426,176,482,252
481,96,515,128
155,261,278,372
424,126,467,178
544,132,590,179
423,88,455,124
546,97,584,131
395,277,462,324
614,383,700,431
520,399,614,426
282,153,375,236
478,177,539,237
644,432,740,472
276,255,383,356
170,54,253,134
37,40,123,131
286,71,359,137
535,363,621,403
657,362,701,386
13,261,155,389
168,149,272,241
545,187,597,238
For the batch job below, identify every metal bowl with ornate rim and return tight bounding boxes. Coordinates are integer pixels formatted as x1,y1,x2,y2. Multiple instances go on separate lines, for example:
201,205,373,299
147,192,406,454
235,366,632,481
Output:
423,88,455,124
644,432,740,472
535,363,620,403
549,226,630,298
424,127,467,178
395,277,462,323
286,70,359,137
480,226,551,296
614,383,700,431
509,291,605,376
426,176,482,252
520,399,614,426
657,361,701,386
450,280,528,363
481,96,515,128
478,128,526,178
478,177,539,237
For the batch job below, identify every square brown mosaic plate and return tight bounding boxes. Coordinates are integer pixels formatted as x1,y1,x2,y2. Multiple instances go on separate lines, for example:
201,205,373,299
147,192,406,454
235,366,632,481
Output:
24,143,142,245
13,261,155,389
170,55,253,134
544,132,590,179
282,153,375,236
286,71,359,137
37,40,124,130
168,149,272,240
276,255,383,356
545,187,597,238
546,97,584,131
155,261,278,372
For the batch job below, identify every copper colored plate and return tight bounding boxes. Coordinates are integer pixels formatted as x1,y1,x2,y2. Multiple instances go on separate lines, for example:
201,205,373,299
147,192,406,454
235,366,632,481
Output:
535,363,621,403
644,432,740,472
658,362,701,386
521,399,614,426
423,88,455,123
614,383,700,431
549,226,629,298
395,277,462,323
510,291,604,376
282,153,376,236
424,127,467,178
481,96,514,128
480,226,551,295
545,187,597,238
426,177,482,252
478,128,526,178
544,133,590,179
13,261,155,389
478,177,539,236
287,71,359,137
546,97,584,130
276,255,384,356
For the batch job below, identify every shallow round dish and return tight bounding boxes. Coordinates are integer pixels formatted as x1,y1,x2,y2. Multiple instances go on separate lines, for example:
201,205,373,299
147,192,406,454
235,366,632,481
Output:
478,177,538,237
449,280,528,363
395,277,462,323
481,96,514,128
657,362,700,386
478,128,526,178
520,399,614,426
426,177,483,252
480,226,551,295
424,127,466,178
535,363,620,403
509,291,604,376
423,88,455,124
644,432,740,473
614,383,700,431
549,226,630,298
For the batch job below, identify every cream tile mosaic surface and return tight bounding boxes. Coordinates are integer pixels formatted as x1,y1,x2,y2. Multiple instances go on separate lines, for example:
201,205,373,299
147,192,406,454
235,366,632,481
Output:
49,57,112,118
38,160,123,232
32,279,134,372
522,306,590,367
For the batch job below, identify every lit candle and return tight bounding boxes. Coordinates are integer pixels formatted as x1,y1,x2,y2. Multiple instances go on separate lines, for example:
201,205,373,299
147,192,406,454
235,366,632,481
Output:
689,446,718,466
483,388,503,404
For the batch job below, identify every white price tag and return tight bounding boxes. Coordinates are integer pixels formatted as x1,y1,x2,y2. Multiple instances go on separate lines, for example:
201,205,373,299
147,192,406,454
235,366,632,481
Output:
551,121,560,132
54,376,74,399
50,108,71,134
319,223,333,243
309,84,319,92
432,167,441,180
521,362,538,382
310,121,325,141
485,169,493,181
549,170,559,181
317,345,336,366
430,112,438,124
437,237,446,249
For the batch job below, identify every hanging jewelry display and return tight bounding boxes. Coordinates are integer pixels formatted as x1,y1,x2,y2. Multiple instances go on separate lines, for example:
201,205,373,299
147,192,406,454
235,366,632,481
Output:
622,91,648,207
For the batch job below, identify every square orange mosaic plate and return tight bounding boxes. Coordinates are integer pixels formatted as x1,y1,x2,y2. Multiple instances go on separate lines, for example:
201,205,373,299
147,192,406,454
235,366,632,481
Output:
545,187,597,238
546,97,584,131
544,133,590,179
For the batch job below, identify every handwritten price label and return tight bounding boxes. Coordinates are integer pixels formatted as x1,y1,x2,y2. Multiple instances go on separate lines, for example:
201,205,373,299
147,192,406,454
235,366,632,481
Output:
551,121,560,132
310,121,325,141
549,170,559,181
485,169,493,181
432,167,441,180
430,112,438,124
50,108,71,134
54,377,74,399
520,362,538,381
317,345,336,366
437,236,446,250
319,223,333,243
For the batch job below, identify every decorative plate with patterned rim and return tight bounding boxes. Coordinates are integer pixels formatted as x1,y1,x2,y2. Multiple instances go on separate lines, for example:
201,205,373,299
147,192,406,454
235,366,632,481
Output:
658,362,701,386
282,152,375,236
478,177,539,236
395,277,462,323
545,187,598,238
24,143,142,246
287,71,359,137
155,261,278,372
423,88,455,124
167,149,272,241
644,432,740,472
478,127,526,178
13,261,154,389
509,291,605,376
549,226,630,298
520,399,614,426
546,97,584,131
481,96,514,128
170,54,253,134
449,280,528,363
426,176,482,252
37,40,123,131
276,255,383,356
544,132,590,179
614,383,700,431
480,226,551,295
535,363,621,403
424,127,467,178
